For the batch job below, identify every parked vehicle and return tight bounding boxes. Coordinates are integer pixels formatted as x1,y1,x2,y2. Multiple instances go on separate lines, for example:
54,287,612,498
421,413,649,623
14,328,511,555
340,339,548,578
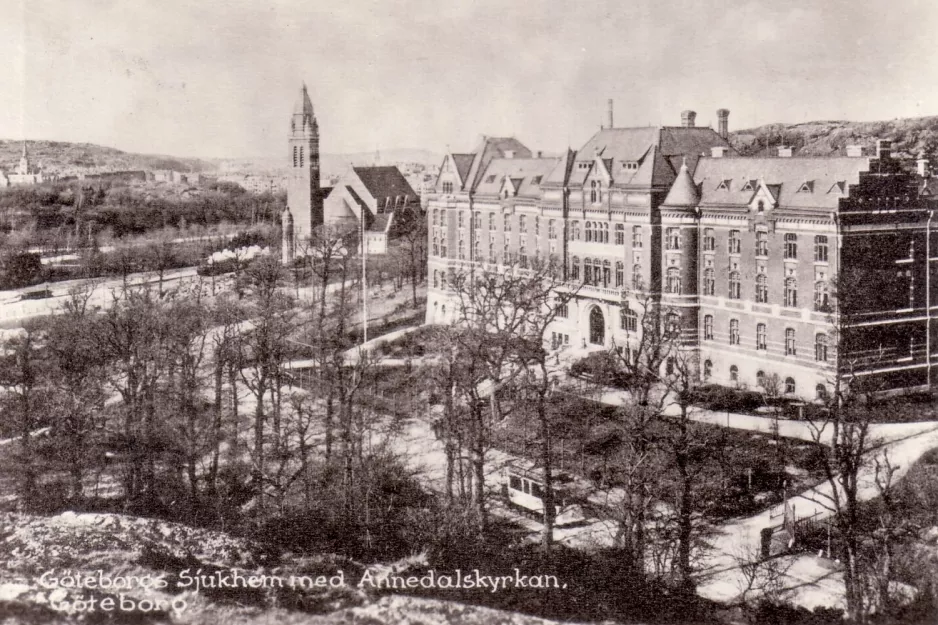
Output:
501,464,586,526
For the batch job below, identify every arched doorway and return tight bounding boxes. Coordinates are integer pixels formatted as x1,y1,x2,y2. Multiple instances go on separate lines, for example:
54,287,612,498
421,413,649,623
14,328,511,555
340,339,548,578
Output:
589,307,605,345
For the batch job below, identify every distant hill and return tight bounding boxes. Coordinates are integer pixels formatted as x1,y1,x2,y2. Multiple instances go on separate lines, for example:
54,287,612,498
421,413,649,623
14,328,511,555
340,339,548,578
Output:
730,115,938,160
0,139,215,177
213,148,442,178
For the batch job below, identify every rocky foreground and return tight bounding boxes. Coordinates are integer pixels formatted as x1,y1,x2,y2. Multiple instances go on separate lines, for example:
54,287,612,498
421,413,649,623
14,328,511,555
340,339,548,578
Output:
0,511,601,625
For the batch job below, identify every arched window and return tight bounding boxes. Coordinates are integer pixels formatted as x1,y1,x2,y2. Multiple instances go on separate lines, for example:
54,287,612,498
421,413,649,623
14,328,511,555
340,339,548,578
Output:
585,222,592,242
756,370,765,387
583,257,592,284
571,256,581,281
433,270,439,288
729,319,740,345
756,230,768,256
602,260,611,288
488,240,495,264
815,333,828,362
728,271,741,299
594,259,604,286
615,262,624,287
432,209,439,226
756,323,767,350
785,377,796,394
473,211,481,229
666,267,682,294
756,274,768,303
814,281,830,311
590,181,598,203
432,235,439,256
703,315,713,340
757,199,765,213
784,233,798,259
785,328,796,355
816,384,828,401
704,359,712,379
489,212,495,230
704,268,715,296
632,264,643,290
784,278,798,307
730,365,739,383
603,222,609,243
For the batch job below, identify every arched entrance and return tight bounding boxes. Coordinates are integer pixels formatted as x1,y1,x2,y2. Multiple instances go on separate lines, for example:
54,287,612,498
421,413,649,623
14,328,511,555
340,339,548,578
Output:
589,306,605,345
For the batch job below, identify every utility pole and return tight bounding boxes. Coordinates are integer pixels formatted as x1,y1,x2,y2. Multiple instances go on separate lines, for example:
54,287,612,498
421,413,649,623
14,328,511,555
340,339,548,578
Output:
362,217,368,345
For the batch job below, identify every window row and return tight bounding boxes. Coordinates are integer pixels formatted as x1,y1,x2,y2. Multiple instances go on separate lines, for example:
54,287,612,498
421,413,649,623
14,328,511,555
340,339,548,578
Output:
570,257,637,289
703,317,829,361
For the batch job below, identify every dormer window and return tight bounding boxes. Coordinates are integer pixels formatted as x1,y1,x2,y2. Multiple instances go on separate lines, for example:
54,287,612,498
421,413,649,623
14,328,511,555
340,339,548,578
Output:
828,181,846,194
757,200,765,213
717,179,731,191
531,176,542,185
741,180,756,192
485,175,496,183
797,181,814,193
621,161,639,171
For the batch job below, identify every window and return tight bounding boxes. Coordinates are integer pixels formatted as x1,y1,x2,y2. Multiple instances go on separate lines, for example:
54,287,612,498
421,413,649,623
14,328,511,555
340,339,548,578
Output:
571,256,580,281
485,174,496,184
548,219,556,240
458,237,465,260
785,328,796,355
784,233,798,259
785,377,796,394
756,231,768,257
728,230,741,254
757,370,765,387
504,214,511,232
632,226,643,248
442,181,453,194
730,365,739,382
814,281,830,311
815,334,828,362
299,146,304,167
632,264,643,290
756,274,768,303
756,323,767,350
814,235,829,262
556,302,569,318
432,209,439,227
440,236,447,257
488,212,495,230
584,258,592,284
585,222,593,242
432,235,438,256
704,228,715,252
784,278,798,308
704,268,715,296
293,146,298,167
502,241,509,264
757,199,765,213
472,234,480,260
488,240,496,264
519,215,527,233
519,242,528,268
666,227,681,251
728,271,741,299
615,224,624,245
534,216,540,236
473,211,482,229
458,211,465,228
704,315,713,340
729,319,740,345
666,267,681,294
571,220,580,241
602,260,611,288
621,305,638,332
615,261,624,287
704,359,713,379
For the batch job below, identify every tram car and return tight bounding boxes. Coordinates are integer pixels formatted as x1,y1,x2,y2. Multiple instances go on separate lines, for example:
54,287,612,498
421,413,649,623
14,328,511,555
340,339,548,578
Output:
501,464,586,527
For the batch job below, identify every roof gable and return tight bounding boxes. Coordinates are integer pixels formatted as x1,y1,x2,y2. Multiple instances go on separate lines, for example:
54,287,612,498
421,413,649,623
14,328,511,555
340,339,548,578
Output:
352,166,418,206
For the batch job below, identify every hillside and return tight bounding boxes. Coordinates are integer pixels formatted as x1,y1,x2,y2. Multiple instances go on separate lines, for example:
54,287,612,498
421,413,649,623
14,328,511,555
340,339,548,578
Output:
729,115,938,160
0,511,602,625
0,140,215,178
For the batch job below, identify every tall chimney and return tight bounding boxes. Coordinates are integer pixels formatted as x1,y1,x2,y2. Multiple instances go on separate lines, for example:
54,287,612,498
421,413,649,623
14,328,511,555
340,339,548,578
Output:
717,109,730,139
607,99,614,129
681,110,697,128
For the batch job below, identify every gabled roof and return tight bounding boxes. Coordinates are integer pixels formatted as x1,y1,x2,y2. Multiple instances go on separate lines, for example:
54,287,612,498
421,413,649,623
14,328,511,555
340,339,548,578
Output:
451,154,474,187
543,148,576,186
465,136,532,191
473,157,560,198
352,166,417,205
694,157,869,210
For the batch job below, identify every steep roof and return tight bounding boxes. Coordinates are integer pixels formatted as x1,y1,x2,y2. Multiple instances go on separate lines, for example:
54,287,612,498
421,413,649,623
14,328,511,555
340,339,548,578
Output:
473,157,560,198
451,154,474,186
465,137,532,190
662,159,699,207
543,148,576,186
352,166,418,204
292,84,316,129
694,157,869,210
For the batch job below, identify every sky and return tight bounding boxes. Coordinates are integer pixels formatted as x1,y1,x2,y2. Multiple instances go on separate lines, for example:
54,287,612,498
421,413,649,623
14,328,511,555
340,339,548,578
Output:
2,0,938,159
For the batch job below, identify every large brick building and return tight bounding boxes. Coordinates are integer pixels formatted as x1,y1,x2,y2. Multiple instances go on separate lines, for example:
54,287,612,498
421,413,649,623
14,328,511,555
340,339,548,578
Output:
426,108,938,396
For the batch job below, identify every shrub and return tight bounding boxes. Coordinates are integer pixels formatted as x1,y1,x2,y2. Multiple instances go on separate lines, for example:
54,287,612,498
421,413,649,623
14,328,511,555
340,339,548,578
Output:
569,352,633,389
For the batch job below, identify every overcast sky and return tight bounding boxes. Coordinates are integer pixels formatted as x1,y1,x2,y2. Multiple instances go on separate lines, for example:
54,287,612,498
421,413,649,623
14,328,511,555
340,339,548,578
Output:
2,0,937,159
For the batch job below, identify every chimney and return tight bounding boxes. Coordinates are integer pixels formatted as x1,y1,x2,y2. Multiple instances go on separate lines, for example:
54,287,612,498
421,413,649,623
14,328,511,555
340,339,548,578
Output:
681,110,697,128
777,146,793,158
717,109,730,139
918,154,929,177
607,99,614,129
536,150,543,158
711,146,728,158
846,145,864,157
504,150,515,159
876,139,892,160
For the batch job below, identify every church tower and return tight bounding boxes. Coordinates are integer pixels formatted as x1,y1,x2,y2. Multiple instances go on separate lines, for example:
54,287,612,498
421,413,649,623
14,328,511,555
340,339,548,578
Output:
283,83,322,263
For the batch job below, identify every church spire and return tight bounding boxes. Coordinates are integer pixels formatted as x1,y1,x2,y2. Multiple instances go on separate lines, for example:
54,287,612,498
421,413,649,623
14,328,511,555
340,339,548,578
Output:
291,83,316,132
